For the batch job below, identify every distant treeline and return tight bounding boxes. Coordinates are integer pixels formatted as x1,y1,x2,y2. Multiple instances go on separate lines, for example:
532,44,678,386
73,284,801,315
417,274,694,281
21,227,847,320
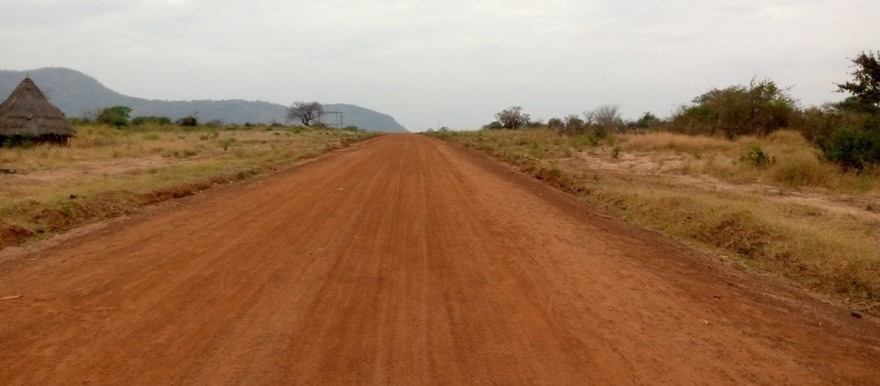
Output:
479,51,880,171
72,104,366,134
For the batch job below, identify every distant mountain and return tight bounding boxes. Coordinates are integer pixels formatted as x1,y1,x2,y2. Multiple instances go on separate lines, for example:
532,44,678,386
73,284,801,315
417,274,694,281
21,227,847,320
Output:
0,67,408,132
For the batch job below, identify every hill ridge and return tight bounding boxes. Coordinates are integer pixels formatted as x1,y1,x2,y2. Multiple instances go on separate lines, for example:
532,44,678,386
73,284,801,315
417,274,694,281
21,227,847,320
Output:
0,67,408,132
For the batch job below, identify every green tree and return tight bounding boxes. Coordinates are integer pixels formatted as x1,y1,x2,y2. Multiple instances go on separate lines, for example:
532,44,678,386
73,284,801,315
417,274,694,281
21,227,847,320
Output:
547,117,564,131
836,51,880,113
96,106,132,127
633,112,663,129
669,78,797,137
495,106,530,129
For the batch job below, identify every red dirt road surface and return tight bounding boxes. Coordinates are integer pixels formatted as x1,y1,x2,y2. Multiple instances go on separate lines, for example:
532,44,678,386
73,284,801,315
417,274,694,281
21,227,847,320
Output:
1,134,878,385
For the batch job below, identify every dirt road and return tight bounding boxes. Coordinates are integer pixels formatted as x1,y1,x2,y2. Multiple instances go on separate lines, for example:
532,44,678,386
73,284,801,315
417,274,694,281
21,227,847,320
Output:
1,134,878,385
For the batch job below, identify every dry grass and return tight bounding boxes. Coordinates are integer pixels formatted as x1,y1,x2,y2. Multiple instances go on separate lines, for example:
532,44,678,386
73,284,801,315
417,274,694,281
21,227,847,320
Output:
623,131,737,154
430,128,880,313
0,124,379,247
620,130,878,190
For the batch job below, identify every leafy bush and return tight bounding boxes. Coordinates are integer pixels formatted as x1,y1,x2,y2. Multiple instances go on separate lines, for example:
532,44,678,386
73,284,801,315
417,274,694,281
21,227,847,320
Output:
741,144,775,167
560,114,585,135
669,78,797,138
632,112,664,129
525,119,545,129
482,121,504,130
176,116,198,127
69,117,91,126
1,134,36,148
822,120,880,171
794,105,841,145
96,106,132,127
131,116,172,126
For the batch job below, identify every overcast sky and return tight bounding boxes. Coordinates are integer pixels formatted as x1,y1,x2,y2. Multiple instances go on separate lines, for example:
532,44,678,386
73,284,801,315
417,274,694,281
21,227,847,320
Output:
1,0,877,130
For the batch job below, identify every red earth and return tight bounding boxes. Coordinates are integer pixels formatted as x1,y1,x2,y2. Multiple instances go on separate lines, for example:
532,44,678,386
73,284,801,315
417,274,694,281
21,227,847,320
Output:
1,134,878,384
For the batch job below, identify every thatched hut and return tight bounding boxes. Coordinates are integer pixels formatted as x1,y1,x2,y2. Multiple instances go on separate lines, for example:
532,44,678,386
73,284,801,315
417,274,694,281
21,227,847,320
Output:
0,77,76,145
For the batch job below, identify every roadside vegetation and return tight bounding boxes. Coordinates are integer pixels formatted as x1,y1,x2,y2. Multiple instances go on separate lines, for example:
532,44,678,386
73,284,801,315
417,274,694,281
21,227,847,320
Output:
427,51,880,313
0,121,378,248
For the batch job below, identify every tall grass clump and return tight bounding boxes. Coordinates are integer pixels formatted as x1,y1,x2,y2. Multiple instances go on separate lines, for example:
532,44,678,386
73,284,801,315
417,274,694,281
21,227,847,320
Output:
623,132,735,154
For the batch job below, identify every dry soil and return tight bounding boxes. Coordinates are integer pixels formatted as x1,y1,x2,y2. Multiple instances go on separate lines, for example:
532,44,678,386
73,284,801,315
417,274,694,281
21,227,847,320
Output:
0,134,878,385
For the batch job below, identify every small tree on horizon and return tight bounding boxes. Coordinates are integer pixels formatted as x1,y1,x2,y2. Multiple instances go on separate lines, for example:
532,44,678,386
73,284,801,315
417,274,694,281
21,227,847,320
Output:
495,106,530,129
633,112,664,128
96,105,132,127
287,101,324,126
562,114,585,135
585,104,625,135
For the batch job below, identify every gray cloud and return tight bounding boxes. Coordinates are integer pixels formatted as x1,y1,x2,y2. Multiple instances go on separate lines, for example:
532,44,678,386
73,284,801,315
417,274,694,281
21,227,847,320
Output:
1,0,877,130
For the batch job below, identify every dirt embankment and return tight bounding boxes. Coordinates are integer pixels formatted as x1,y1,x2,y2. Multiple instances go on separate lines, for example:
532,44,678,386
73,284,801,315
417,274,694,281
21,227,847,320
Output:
0,137,370,249
0,134,878,384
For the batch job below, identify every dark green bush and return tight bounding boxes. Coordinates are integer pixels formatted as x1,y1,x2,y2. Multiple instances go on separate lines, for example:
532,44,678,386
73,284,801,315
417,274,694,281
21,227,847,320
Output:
1,134,36,148
482,121,504,130
822,118,880,171
175,116,198,127
96,106,132,127
632,112,664,129
794,106,841,145
131,116,172,126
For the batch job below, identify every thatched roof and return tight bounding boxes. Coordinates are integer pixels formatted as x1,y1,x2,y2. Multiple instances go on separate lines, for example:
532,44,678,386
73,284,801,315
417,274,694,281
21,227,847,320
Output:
0,77,76,137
